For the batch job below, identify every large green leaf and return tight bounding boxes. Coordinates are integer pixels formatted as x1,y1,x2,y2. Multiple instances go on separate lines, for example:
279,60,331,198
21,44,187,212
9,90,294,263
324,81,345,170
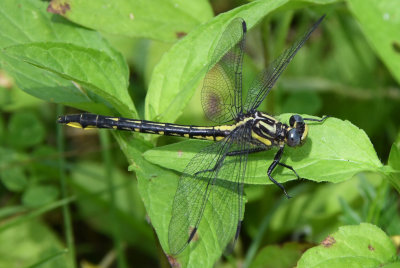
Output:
0,0,133,115
144,115,382,185
297,223,398,268
347,0,400,85
47,0,213,42
4,42,135,117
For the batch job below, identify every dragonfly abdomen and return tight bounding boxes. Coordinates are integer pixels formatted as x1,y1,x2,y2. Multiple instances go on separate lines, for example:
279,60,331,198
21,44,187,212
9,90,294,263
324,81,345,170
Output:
57,114,233,141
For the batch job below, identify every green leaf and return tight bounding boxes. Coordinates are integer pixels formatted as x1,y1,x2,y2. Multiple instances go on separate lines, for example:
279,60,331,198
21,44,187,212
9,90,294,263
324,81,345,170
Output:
145,0,292,123
144,115,382,185
0,85,43,111
382,263,400,268
297,223,397,268
250,242,311,268
3,42,135,117
388,133,400,171
118,132,230,267
0,165,27,192
7,112,45,148
47,0,213,42
0,115,4,144
22,186,59,208
0,220,68,268
0,0,132,114
282,91,322,115
268,174,383,243
347,0,400,85
295,0,341,3
387,133,400,193
69,161,155,255
0,147,28,192
30,146,59,179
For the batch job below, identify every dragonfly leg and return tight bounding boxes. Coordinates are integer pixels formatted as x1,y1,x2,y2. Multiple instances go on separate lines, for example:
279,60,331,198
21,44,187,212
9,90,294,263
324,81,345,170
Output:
277,162,302,180
303,115,330,122
194,147,266,176
268,146,291,199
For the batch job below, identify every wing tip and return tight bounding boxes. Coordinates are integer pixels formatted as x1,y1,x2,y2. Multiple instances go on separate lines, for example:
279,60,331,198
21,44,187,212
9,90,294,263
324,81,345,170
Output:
187,227,198,243
315,14,327,27
242,20,247,33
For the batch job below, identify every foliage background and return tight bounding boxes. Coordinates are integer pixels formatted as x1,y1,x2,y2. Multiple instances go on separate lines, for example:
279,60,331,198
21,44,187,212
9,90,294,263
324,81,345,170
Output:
0,0,399,267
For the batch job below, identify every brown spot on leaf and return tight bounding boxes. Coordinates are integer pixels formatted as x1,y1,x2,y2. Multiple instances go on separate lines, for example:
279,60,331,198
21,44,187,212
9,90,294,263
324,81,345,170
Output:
176,32,187,39
167,255,181,268
321,235,336,248
368,244,375,251
177,150,183,157
47,1,70,15
393,41,400,53
129,159,139,170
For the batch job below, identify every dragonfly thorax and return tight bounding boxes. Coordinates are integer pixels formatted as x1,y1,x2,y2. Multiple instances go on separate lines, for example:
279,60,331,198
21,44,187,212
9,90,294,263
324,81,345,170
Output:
249,112,308,148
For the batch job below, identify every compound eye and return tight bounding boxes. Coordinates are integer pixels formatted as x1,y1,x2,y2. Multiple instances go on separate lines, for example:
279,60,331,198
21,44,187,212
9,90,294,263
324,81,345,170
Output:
289,115,304,127
287,129,301,147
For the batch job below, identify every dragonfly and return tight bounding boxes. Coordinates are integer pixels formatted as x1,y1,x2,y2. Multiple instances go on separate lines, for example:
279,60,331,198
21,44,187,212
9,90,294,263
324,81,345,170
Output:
58,14,328,255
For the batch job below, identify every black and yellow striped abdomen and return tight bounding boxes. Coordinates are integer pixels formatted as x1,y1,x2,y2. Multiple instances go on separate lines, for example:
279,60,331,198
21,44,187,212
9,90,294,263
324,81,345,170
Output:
57,114,234,141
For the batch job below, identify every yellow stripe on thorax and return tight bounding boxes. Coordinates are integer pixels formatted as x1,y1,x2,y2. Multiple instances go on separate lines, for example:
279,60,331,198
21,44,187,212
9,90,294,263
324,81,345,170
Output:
251,131,272,146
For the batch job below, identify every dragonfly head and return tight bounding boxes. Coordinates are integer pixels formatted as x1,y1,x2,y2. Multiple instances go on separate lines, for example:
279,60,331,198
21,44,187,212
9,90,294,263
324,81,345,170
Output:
286,115,308,147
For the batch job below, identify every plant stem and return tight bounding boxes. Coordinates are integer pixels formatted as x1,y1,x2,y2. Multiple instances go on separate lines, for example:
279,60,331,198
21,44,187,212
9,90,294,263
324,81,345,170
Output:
56,104,76,268
99,129,128,268
243,196,284,268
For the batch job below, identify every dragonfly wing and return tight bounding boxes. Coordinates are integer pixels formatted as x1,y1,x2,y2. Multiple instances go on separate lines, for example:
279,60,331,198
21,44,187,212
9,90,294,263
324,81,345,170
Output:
209,125,255,252
168,125,254,255
202,18,246,124
244,15,325,112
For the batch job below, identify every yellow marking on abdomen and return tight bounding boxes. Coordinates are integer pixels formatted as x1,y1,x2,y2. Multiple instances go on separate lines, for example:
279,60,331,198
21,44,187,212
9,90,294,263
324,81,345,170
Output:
83,125,97,130
125,120,141,124
215,125,235,131
67,122,83,128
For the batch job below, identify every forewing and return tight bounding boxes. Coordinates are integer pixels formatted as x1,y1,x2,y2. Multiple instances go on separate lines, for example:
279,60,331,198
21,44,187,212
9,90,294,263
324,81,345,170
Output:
168,125,253,255
202,18,246,124
244,15,325,112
